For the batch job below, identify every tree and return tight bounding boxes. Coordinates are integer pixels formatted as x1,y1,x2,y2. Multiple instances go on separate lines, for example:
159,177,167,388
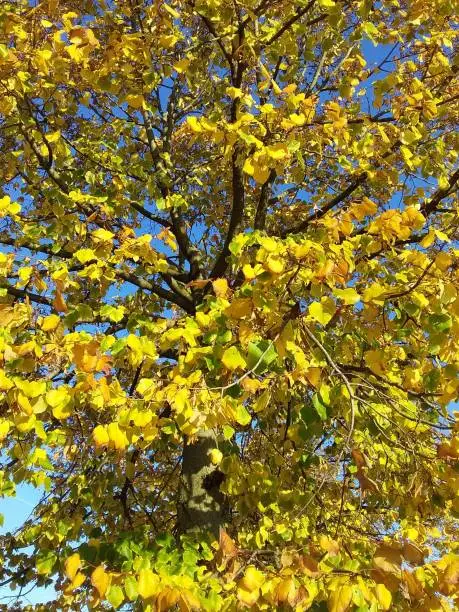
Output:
0,0,458,609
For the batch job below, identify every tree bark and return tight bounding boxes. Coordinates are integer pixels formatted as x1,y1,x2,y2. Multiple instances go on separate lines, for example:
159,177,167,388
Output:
177,430,226,537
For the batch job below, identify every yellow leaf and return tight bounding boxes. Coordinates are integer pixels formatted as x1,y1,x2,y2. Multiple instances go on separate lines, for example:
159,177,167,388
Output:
178,590,201,611
362,282,388,305
15,379,46,398
402,542,424,564
17,393,33,416
91,565,110,598
373,544,402,574
435,252,452,271
107,422,128,450
266,256,284,274
242,264,256,280
241,376,260,395
225,298,253,319
0,370,13,391
350,197,377,221
93,425,109,448
92,228,114,242
253,163,270,184
0,195,21,217
275,578,296,604
208,448,223,465
163,3,180,18
253,388,269,411
218,529,238,559
308,299,336,325
157,587,180,610
41,314,60,332
18,266,33,285
226,86,244,99
287,112,306,126
221,346,247,371
46,387,72,420
375,583,392,610
243,156,255,176
212,278,229,298
239,566,265,591
320,535,340,556
243,156,270,184
423,100,438,120
0,420,10,441
53,288,68,313
66,44,84,63
66,571,86,593
437,438,459,459
45,130,61,143
364,349,387,377
437,554,459,595
328,584,353,612
65,553,81,581
125,94,144,109
265,143,289,160
305,367,321,388
159,34,178,48
74,248,96,263
283,83,297,94
333,287,360,305
259,236,278,252
72,342,111,373
137,568,160,600
237,586,259,606
187,116,202,133
237,566,264,604
402,206,425,229
173,58,190,73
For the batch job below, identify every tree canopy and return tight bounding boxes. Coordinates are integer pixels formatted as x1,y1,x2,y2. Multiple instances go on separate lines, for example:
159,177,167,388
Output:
0,0,458,609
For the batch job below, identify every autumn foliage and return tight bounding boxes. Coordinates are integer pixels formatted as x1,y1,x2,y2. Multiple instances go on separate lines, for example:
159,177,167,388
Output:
0,0,458,609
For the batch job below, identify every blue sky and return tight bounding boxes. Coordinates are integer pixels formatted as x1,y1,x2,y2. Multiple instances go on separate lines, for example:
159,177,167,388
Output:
0,485,56,606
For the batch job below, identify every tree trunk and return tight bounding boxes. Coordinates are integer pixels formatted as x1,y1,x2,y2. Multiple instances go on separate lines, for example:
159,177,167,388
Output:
177,430,226,537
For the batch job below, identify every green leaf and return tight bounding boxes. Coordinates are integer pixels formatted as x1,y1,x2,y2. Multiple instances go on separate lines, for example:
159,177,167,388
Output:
224,383,242,398
221,346,246,371
312,385,330,420
36,551,57,575
223,425,235,440
235,405,251,426
308,299,336,325
246,340,277,374
301,405,319,425
403,302,420,316
107,585,125,608
100,304,126,323
424,369,440,391
333,287,360,305
124,576,139,600
427,313,452,333
156,533,175,548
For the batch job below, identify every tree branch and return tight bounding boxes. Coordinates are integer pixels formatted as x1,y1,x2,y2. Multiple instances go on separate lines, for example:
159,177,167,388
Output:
264,1,322,47
280,173,367,237
115,271,195,314
0,238,195,314
254,170,276,231
421,167,459,216
2,285,53,307
210,148,245,278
